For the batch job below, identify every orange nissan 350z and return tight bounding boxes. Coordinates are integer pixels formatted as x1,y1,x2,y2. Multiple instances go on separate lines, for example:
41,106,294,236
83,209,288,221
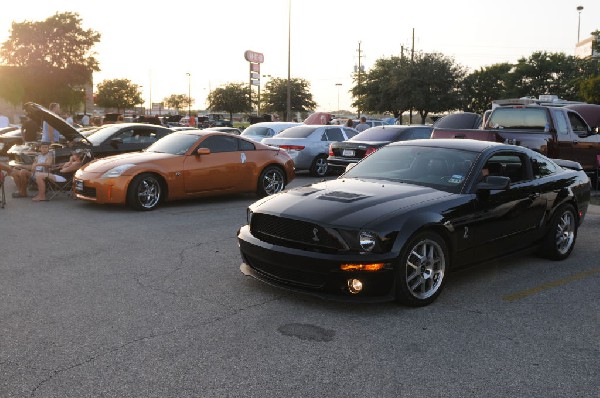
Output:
74,130,295,210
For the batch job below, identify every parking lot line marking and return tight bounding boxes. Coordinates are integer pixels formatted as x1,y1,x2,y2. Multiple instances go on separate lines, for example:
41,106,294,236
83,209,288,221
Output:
503,268,600,302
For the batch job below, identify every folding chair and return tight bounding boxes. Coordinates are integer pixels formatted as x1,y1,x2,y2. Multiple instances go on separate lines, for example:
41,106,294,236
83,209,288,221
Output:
46,149,92,200
0,170,6,208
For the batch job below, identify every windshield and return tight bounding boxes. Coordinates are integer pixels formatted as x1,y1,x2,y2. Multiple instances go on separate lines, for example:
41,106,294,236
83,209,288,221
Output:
350,127,405,141
276,126,318,138
343,145,479,193
488,107,548,130
146,133,200,155
242,126,272,137
85,125,126,145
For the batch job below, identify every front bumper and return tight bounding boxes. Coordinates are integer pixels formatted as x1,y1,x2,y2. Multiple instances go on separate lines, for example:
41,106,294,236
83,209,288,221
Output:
73,172,132,204
238,225,397,302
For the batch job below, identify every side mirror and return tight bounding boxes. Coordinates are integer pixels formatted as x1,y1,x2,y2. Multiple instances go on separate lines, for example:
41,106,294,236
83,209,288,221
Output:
196,147,210,156
110,137,123,148
476,175,511,191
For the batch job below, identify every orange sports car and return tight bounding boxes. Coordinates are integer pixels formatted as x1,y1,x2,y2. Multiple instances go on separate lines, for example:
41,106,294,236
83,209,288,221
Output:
73,130,295,210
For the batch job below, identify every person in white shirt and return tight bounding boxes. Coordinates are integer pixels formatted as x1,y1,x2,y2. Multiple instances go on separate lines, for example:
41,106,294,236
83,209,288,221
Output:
81,114,90,126
65,113,74,126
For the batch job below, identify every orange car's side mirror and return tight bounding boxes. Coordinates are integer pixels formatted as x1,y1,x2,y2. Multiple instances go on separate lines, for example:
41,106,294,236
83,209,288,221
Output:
196,148,211,156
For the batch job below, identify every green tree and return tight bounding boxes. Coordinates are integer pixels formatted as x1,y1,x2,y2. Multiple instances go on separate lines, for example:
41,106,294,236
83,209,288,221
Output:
0,12,100,108
207,82,251,120
461,63,512,114
261,78,316,121
164,94,192,114
95,79,143,112
579,76,600,104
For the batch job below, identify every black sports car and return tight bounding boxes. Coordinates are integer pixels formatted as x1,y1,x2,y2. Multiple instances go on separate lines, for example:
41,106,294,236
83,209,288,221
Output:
238,139,591,306
327,125,433,172
8,102,174,166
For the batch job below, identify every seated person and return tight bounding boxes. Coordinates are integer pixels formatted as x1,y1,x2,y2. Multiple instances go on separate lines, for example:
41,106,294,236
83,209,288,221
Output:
11,142,54,200
34,151,84,201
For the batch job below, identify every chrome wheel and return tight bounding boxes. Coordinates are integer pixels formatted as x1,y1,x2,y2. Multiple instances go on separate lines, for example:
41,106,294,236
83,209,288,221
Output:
405,238,446,300
555,210,575,256
260,167,285,196
310,156,328,177
128,173,162,211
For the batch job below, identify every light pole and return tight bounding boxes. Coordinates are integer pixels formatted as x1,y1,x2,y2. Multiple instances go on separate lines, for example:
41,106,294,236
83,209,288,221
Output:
335,83,342,111
186,72,191,117
577,6,584,43
286,0,291,121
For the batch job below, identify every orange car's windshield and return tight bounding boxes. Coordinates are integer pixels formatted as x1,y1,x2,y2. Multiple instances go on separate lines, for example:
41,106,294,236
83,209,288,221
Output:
146,133,200,155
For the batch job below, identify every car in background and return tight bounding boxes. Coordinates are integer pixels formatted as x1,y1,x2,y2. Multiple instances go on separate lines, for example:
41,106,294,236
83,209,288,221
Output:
74,130,295,211
262,125,358,176
433,112,483,129
8,102,175,167
328,125,433,172
206,127,242,135
0,127,24,156
351,119,387,129
241,122,301,142
238,139,590,306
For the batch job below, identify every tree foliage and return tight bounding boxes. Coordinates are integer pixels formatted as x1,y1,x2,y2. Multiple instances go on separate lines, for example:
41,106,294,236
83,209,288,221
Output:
95,79,143,112
460,63,512,114
207,82,251,120
261,78,317,121
164,94,192,114
579,76,600,104
0,12,100,108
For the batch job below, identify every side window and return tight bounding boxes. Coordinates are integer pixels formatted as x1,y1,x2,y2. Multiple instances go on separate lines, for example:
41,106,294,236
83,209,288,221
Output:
414,128,432,139
531,153,558,179
239,139,255,151
483,153,527,183
199,135,239,153
553,110,569,135
343,128,358,138
567,112,589,135
324,128,345,142
132,129,159,143
115,129,135,142
266,128,276,137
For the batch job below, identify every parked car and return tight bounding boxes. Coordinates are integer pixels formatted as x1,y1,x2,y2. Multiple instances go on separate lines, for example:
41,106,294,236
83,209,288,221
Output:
205,127,242,135
74,130,295,211
0,127,24,156
238,139,590,306
432,112,483,129
8,103,175,167
240,122,301,142
350,119,386,129
262,125,358,176
328,125,433,172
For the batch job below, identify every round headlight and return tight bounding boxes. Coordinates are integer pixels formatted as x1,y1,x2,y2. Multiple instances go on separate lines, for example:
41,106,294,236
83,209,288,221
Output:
359,231,377,252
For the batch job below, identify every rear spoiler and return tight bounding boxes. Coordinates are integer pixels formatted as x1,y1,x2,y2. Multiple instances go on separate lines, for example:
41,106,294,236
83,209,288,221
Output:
552,159,583,171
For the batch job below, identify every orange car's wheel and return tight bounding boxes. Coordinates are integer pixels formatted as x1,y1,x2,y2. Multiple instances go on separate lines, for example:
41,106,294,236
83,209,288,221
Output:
257,166,286,197
127,173,162,211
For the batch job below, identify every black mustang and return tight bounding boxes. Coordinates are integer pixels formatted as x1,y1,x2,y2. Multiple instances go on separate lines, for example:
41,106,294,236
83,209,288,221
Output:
238,139,591,306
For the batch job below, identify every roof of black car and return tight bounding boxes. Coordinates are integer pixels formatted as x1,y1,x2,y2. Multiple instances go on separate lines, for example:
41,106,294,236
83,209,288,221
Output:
389,138,505,152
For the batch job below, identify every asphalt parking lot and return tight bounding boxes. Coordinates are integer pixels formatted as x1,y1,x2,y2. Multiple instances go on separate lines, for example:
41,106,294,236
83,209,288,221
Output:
1,174,599,397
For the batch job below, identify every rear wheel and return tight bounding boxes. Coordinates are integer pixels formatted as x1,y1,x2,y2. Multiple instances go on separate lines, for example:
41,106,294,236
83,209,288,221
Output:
540,204,577,260
396,231,448,307
257,166,286,197
309,155,328,177
127,173,162,211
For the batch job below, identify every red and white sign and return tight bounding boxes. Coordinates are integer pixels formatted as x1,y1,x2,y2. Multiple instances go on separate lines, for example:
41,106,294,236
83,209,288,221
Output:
244,50,264,63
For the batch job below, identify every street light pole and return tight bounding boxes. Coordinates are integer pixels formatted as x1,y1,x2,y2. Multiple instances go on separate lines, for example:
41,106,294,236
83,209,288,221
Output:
577,6,584,43
186,72,191,117
335,83,342,111
286,0,292,122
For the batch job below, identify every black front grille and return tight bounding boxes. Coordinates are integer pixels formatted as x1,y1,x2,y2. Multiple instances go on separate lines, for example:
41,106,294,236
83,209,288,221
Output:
251,213,343,252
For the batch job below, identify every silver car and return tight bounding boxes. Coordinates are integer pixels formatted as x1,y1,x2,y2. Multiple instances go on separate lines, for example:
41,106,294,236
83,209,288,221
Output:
240,122,302,142
262,125,358,176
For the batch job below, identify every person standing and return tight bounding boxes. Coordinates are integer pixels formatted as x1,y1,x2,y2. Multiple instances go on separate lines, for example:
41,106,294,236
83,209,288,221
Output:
41,103,61,143
65,113,74,126
81,113,90,126
355,116,370,132
345,118,354,128
21,116,40,142
0,112,9,128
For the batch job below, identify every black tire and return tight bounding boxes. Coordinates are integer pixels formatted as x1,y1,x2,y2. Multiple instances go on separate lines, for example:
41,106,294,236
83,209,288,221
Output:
309,155,328,177
540,204,577,261
257,166,286,197
396,231,448,307
127,173,162,211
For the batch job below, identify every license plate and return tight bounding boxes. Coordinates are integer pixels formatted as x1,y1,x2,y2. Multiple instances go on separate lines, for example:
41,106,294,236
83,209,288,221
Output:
75,179,84,192
342,149,355,157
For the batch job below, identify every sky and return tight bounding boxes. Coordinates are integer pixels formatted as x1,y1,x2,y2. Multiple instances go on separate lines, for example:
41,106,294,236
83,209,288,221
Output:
1,0,598,114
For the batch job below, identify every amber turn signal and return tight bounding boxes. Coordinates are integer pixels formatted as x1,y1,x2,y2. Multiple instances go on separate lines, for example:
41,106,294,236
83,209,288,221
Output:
340,263,385,272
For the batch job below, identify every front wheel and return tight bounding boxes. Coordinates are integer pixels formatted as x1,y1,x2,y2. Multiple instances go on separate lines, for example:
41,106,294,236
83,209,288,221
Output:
257,166,286,197
540,204,577,260
127,173,162,211
396,231,448,307
309,155,328,177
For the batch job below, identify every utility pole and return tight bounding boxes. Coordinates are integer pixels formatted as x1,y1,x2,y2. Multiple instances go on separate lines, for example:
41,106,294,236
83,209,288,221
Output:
357,41,363,119
409,28,415,125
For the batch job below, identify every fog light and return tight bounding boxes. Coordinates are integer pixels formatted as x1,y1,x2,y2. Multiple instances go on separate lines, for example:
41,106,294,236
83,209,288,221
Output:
347,278,363,294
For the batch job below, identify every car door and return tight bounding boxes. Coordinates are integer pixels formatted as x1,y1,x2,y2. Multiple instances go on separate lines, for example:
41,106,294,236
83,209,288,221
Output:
566,110,600,171
182,134,247,194
461,151,547,260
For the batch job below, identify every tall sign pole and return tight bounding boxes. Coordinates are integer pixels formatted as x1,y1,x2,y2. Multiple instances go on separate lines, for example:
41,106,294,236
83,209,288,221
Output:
245,50,264,116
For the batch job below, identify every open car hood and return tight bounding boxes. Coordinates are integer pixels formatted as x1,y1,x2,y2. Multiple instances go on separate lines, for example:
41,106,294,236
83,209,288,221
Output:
24,102,85,142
